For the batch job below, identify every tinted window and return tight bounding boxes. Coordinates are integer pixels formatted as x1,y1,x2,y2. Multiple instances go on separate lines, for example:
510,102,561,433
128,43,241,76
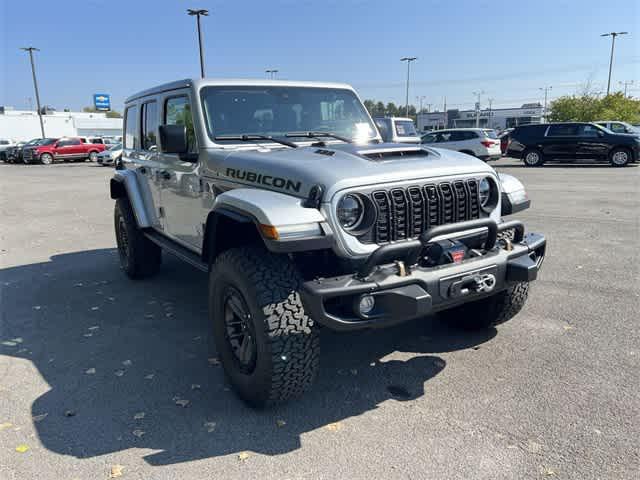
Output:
421,133,436,143
124,106,139,149
579,125,602,137
165,96,196,153
395,120,417,136
449,131,467,141
547,124,578,136
57,139,80,146
608,122,627,133
142,102,158,151
0,140,9,145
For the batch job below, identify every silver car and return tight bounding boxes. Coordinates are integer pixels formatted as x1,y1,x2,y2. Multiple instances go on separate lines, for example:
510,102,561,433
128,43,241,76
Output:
96,143,122,166
110,78,545,407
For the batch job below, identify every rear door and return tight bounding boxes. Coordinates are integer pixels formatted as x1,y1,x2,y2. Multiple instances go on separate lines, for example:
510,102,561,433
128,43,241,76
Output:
543,124,578,159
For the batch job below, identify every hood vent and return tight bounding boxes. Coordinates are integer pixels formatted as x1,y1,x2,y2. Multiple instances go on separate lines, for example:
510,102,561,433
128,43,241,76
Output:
358,146,429,161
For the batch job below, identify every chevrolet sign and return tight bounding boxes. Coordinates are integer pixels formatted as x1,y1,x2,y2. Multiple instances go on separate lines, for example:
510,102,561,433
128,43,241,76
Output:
93,93,111,111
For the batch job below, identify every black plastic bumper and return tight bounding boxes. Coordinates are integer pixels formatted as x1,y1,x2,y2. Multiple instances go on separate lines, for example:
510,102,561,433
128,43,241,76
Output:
300,220,546,331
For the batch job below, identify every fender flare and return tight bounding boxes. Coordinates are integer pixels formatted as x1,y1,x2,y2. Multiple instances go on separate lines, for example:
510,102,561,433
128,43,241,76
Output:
110,170,152,228
202,188,330,262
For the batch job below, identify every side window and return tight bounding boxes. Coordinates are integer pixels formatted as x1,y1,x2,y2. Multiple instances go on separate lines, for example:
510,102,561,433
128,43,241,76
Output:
124,106,139,149
579,125,601,137
609,123,626,133
547,124,578,136
165,96,196,153
142,102,158,151
449,131,465,141
421,133,436,143
57,139,71,147
463,131,478,140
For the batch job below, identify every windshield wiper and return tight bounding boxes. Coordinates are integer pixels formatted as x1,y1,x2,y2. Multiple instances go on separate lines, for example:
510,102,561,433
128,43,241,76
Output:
284,131,353,143
214,134,298,148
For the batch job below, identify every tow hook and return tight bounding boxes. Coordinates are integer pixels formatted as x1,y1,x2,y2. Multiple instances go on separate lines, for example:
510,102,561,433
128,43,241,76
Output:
449,273,496,298
394,260,408,277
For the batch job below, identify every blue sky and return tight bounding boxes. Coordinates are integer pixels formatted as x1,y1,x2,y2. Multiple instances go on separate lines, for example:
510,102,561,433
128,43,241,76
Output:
1,0,638,112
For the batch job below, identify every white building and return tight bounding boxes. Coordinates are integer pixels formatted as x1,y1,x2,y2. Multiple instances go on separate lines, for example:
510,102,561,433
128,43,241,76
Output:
0,107,123,141
417,104,544,132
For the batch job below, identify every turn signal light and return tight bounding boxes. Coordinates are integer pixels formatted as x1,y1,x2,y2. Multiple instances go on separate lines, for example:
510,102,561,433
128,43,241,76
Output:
259,224,279,240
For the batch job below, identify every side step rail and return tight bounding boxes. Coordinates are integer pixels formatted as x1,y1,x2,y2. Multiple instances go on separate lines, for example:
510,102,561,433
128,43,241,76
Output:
143,230,208,272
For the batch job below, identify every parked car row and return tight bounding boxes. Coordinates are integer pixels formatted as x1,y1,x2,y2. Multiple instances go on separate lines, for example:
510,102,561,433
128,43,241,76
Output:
1,136,122,165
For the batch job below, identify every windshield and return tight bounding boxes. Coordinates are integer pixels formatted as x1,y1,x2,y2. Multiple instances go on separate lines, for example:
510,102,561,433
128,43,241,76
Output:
40,138,57,145
201,86,377,144
108,143,122,151
394,120,417,136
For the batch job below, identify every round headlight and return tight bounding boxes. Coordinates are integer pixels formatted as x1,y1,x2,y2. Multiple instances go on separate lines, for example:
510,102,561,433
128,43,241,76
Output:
337,194,364,230
479,177,491,207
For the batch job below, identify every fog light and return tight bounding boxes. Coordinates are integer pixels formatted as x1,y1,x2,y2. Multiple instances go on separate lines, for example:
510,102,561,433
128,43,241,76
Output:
358,295,375,316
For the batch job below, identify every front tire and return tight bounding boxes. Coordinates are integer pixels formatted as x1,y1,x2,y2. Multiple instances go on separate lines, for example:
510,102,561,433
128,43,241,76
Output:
209,247,320,408
40,153,53,165
523,149,544,167
440,282,530,330
114,197,161,279
609,147,631,167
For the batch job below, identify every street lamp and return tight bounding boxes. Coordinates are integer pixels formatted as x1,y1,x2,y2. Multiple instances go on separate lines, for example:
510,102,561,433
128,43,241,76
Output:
265,69,279,79
472,90,485,128
187,8,209,78
619,80,634,97
400,57,417,116
20,47,45,138
601,31,628,96
539,86,552,122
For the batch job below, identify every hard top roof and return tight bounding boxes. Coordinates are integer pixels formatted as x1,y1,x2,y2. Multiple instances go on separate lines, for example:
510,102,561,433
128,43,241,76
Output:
125,78,355,104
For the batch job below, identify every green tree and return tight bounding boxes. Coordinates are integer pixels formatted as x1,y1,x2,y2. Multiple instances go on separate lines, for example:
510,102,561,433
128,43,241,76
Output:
375,101,385,116
363,99,375,115
83,106,122,118
548,92,640,123
385,102,398,117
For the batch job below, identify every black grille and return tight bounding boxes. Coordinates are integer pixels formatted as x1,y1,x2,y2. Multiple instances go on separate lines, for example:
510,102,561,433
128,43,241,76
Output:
361,179,481,244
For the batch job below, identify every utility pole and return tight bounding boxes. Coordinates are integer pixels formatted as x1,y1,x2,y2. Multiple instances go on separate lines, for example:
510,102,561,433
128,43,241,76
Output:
472,90,485,128
619,80,634,97
487,98,494,128
400,57,417,117
187,8,209,78
601,31,628,96
416,96,426,113
539,86,552,122
265,69,279,79
20,47,45,138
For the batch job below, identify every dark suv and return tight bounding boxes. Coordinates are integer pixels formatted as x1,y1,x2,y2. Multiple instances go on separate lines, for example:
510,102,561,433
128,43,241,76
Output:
507,122,640,167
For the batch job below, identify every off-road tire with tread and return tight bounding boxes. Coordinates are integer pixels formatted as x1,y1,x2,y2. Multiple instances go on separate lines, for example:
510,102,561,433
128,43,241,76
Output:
114,197,161,279
209,246,320,408
441,282,530,330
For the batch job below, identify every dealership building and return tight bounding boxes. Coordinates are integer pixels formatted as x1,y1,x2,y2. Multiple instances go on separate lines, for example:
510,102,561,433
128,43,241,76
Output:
0,107,123,141
416,104,544,132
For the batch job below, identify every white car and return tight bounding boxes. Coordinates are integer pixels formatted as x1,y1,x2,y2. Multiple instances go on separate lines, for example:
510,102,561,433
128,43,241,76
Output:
595,121,639,136
96,143,122,166
421,128,502,161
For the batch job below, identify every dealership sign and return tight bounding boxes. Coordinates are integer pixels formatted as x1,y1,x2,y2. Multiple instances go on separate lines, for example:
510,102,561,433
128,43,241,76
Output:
93,93,111,111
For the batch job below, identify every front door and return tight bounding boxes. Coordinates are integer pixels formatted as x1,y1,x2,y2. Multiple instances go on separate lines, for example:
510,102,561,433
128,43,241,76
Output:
576,124,610,159
542,124,578,159
157,93,207,250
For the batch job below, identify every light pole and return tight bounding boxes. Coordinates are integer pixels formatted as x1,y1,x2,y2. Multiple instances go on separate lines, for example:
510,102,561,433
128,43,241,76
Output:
601,31,628,96
265,69,279,79
472,90,485,128
400,57,417,116
187,9,209,78
539,86,552,122
619,80,634,97
20,47,45,138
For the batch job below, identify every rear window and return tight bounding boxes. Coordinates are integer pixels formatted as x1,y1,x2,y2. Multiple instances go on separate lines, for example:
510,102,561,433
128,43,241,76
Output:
394,120,417,137
547,124,578,137
482,129,498,139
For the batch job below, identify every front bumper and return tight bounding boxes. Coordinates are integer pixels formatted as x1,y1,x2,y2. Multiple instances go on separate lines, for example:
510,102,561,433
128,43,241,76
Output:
301,219,546,331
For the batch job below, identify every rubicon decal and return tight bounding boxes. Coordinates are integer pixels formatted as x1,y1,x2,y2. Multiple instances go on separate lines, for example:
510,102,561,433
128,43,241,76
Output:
226,168,301,193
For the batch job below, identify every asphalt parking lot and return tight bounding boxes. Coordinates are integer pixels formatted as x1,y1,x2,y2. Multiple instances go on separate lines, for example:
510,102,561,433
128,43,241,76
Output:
1,159,638,479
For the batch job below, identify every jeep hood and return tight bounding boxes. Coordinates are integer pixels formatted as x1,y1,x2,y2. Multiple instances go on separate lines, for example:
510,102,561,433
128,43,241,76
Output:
205,142,496,200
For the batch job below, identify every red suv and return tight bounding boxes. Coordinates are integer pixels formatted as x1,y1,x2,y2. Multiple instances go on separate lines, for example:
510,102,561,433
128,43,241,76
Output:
24,137,106,165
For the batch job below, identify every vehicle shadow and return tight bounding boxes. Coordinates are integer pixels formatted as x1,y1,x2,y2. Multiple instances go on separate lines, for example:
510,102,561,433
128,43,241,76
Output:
0,249,495,465
498,160,639,169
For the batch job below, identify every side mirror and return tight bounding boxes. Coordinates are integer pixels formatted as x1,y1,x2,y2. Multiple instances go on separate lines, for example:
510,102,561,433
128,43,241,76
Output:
598,130,605,137
159,124,187,154
498,173,531,216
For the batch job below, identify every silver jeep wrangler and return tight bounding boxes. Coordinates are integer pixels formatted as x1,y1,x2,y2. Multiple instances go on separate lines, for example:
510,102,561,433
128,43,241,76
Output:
110,78,546,407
